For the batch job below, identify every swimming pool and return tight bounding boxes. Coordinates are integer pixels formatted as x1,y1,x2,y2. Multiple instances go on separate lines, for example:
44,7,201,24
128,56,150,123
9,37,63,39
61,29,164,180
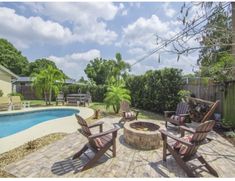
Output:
0,108,79,138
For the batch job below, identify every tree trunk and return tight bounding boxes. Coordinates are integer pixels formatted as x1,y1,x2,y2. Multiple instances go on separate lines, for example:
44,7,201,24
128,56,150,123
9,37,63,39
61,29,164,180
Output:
44,91,48,105
113,105,118,114
49,88,52,105
232,2,235,77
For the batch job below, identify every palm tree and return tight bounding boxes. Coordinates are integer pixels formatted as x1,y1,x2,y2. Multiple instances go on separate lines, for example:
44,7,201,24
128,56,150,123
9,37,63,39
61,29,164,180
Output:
104,84,131,113
32,65,65,105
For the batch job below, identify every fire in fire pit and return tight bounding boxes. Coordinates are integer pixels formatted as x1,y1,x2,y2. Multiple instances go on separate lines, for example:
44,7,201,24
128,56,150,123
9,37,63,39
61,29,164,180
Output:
124,121,162,150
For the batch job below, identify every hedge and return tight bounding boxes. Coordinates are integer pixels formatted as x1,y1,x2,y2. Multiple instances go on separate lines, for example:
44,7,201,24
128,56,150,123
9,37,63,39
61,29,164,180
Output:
61,84,107,102
126,68,183,114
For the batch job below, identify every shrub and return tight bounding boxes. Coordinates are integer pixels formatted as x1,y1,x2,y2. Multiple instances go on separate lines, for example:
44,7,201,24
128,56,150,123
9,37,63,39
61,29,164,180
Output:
8,92,24,100
178,90,191,102
61,84,107,102
126,68,183,114
104,84,131,113
0,89,3,97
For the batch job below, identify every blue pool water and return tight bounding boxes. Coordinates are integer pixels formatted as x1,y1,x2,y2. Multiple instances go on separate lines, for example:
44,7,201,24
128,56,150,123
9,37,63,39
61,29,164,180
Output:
0,109,79,138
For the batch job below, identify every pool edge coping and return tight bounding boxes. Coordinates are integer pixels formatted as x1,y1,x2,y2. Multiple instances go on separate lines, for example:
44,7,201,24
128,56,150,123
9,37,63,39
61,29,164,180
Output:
0,106,94,154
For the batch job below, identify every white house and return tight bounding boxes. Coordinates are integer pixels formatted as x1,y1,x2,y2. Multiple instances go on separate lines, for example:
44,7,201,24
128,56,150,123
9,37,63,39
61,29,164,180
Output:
0,65,19,96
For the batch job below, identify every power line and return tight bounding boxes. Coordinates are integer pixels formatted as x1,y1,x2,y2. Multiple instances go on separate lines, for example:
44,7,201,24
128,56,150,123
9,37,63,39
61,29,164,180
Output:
130,2,230,67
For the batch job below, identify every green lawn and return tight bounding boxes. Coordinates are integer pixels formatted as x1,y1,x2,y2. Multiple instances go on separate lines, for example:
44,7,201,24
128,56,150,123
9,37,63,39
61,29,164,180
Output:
24,100,164,120
24,100,56,107
88,102,164,120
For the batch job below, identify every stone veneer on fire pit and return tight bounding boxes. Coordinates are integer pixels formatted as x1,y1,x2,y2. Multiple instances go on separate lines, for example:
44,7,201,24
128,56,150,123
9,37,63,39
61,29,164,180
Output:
124,120,162,150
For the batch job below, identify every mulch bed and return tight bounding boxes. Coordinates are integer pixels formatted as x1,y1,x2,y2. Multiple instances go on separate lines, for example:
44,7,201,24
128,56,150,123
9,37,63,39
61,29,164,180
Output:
0,133,67,178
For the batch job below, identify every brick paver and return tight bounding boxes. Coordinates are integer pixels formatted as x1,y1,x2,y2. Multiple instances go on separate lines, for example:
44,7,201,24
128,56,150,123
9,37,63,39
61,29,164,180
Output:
3,116,235,177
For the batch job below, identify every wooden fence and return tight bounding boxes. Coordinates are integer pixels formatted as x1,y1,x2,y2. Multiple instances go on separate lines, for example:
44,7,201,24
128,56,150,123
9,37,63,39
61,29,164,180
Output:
223,82,235,125
183,78,224,114
16,85,40,100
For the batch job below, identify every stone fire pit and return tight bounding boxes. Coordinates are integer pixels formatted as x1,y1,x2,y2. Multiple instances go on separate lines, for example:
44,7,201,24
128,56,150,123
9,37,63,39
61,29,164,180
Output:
124,120,162,150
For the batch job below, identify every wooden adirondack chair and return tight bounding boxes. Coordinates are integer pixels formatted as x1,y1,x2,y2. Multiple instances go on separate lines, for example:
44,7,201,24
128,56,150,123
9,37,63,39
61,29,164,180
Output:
11,96,22,110
72,114,119,172
120,101,139,122
0,97,10,111
187,100,220,129
160,120,218,177
164,102,189,128
200,100,220,123
56,92,65,105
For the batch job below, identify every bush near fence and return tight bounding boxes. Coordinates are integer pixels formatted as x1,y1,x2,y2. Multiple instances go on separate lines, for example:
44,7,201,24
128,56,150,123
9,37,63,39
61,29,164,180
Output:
126,68,183,114
61,84,107,102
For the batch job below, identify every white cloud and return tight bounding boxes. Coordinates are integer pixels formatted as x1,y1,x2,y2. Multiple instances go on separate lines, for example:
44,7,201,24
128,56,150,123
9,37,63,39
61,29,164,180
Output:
0,7,75,49
121,9,128,16
163,3,176,18
24,2,119,45
48,49,101,80
129,2,141,8
128,53,197,76
118,3,128,16
118,15,171,57
118,11,199,75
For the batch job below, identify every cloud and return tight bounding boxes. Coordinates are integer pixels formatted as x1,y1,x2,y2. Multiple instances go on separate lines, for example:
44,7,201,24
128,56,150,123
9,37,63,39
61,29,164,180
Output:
0,7,75,49
118,3,128,16
163,3,176,18
23,2,119,45
129,2,141,8
48,49,101,80
117,14,171,57
118,9,199,75
128,53,197,76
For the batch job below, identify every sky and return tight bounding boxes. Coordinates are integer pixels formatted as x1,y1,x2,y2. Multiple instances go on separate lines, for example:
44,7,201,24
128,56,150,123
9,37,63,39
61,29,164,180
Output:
0,1,201,80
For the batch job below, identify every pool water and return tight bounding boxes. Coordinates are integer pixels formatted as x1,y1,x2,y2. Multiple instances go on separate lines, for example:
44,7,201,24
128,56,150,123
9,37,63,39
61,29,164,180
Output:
0,109,79,138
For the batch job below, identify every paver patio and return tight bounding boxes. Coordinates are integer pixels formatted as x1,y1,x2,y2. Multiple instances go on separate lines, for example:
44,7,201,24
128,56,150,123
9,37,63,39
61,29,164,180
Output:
3,116,235,177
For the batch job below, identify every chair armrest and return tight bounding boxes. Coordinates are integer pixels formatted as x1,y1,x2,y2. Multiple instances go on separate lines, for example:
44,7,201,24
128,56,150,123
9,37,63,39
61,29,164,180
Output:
88,121,104,128
88,121,104,132
159,129,193,147
164,111,175,117
131,108,139,113
180,126,195,133
180,126,195,137
179,114,189,117
89,127,119,139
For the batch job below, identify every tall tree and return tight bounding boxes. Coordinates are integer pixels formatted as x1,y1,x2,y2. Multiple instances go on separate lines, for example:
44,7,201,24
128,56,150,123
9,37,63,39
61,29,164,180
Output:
84,53,130,85
26,58,68,78
198,3,232,76
0,38,28,75
27,59,57,75
32,65,65,105
107,53,130,85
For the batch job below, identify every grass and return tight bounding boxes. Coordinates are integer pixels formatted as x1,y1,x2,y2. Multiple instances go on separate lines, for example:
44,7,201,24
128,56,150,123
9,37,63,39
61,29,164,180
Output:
24,100,164,121
24,99,56,107
88,102,164,120
0,133,67,178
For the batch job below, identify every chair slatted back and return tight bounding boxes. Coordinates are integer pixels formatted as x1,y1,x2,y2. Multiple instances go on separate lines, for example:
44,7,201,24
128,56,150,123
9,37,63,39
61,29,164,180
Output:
176,102,189,115
185,120,215,156
0,97,9,104
120,101,131,112
201,100,219,123
57,93,64,100
11,96,21,103
75,114,104,149
75,114,92,137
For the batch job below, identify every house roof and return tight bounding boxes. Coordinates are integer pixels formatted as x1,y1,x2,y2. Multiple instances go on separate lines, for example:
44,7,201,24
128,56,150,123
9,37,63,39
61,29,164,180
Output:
16,76,32,82
0,64,19,78
14,76,76,84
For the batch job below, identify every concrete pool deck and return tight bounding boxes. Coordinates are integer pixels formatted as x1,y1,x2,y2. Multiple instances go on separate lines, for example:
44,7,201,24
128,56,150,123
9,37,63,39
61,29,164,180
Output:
3,116,235,177
0,106,94,154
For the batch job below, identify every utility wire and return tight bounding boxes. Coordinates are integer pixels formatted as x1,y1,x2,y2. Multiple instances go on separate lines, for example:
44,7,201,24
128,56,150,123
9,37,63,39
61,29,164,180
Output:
130,2,230,67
